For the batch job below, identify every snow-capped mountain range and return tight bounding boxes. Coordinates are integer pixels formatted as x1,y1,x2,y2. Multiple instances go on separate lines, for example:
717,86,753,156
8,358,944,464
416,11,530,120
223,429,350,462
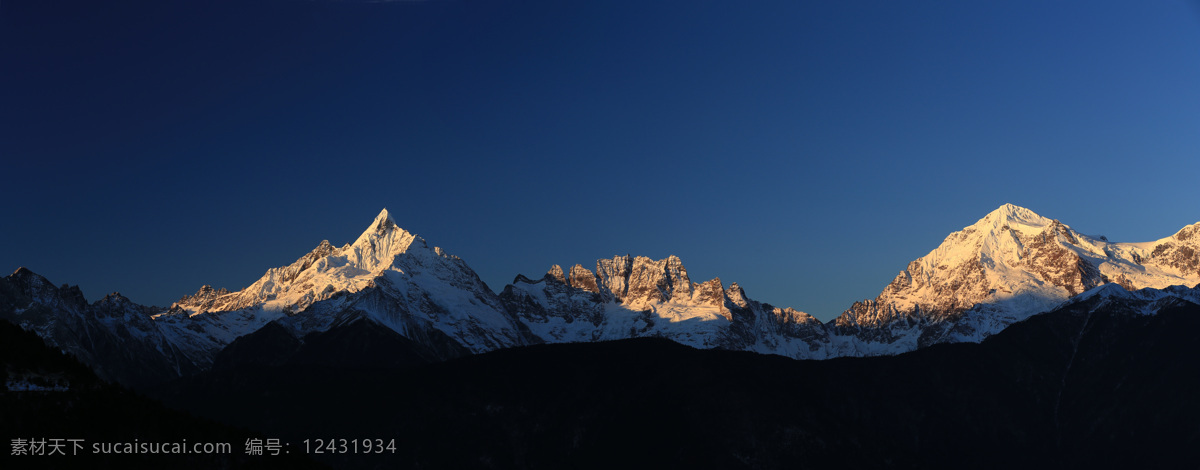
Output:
2,204,1198,386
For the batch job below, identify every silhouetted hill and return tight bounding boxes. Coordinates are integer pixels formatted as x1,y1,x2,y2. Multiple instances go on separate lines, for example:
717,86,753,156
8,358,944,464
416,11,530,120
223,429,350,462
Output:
152,297,1200,469
0,319,326,469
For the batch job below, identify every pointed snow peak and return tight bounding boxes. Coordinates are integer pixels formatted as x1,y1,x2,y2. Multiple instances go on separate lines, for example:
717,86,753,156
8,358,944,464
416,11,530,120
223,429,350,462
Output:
726,282,750,308
10,266,37,280
8,267,50,287
370,208,396,233
1078,282,1133,302
352,208,413,247
347,208,402,248
374,207,392,224
956,204,1057,241
980,203,1052,228
728,282,745,297
343,208,425,275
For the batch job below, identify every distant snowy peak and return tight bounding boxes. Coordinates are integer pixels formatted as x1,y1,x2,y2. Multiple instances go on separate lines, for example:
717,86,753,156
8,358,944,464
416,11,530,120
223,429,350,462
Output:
542,254,752,311
5,267,88,314
345,208,422,273
1,268,204,386
590,255,704,309
981,202,1052,228
172,208,428,316
834,204,1200,343
502,255,827,359
1060,281,1200,319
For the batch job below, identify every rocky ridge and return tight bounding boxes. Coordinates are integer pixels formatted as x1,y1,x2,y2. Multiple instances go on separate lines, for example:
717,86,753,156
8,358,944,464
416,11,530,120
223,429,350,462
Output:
500,255,830,358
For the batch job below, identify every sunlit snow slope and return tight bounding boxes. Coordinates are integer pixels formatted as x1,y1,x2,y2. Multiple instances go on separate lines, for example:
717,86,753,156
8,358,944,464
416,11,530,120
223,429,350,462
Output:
831,203,1200,354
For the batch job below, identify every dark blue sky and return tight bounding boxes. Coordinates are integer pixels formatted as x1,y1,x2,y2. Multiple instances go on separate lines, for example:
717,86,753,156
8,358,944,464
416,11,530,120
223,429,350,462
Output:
3,0,1199,321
